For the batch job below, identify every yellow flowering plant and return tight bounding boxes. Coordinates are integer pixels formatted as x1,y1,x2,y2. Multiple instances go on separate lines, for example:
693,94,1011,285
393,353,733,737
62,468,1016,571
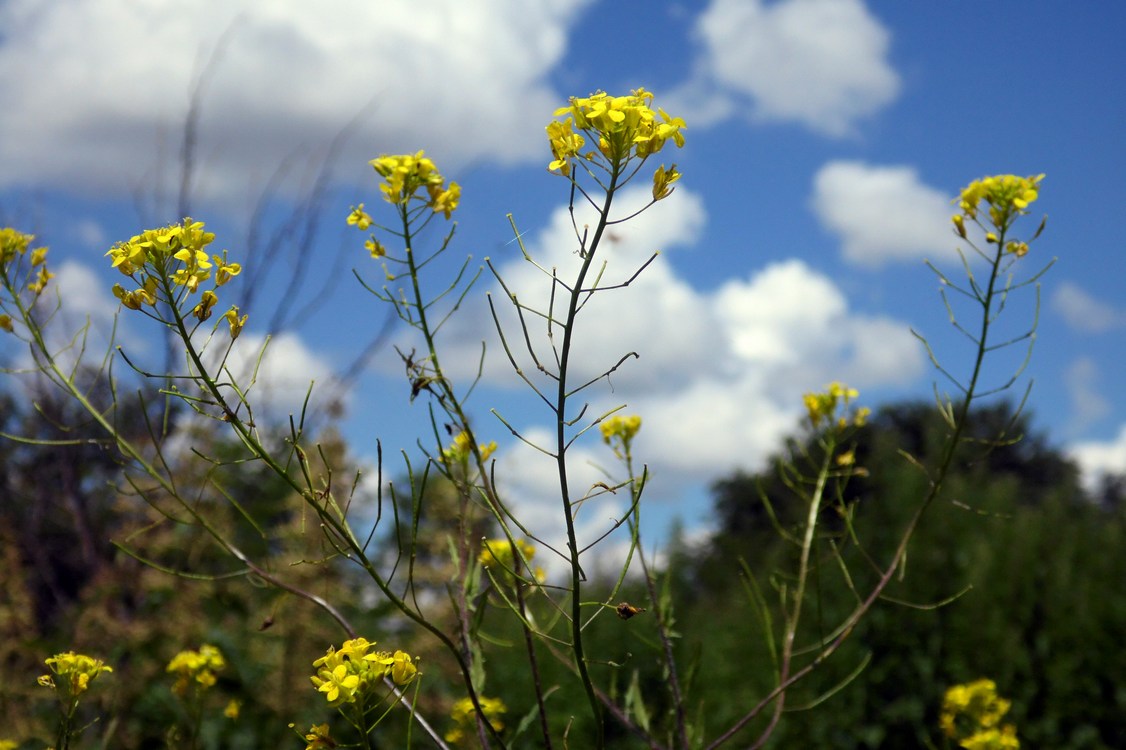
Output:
940,679,1021,749
445,696,506,747
0,75,1056,749
307,638,419,749
36,652,113,750
165,644,227,750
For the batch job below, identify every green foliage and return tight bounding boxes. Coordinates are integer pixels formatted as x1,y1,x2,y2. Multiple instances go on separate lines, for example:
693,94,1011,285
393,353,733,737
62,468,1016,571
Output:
677,400,1126,748
0,377,363,747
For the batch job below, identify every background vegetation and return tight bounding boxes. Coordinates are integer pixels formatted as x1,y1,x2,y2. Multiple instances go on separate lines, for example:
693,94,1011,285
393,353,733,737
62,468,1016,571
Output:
3,379,1123,748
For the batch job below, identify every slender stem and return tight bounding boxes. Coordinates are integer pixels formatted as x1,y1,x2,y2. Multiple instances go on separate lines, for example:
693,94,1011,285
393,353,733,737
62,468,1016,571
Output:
394,203,511,748
555,164,621,748
516,581,555,749
753,440,834,746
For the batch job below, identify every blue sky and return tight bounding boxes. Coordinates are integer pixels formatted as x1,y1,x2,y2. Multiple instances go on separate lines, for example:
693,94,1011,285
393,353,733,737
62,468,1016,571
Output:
2,0,1125,561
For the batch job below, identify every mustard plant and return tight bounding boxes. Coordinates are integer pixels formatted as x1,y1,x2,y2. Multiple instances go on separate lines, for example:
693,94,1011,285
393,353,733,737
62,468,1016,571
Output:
37,652,113,750
940,679,1020,749
0,81,1054,748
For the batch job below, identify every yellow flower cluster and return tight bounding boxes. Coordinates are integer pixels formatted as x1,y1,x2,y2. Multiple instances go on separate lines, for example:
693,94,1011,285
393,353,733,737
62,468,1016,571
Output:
310,637,417,708
479,538,544,585
0,229,55,323
953,174,1044,237
37,651,113,698
442,430,498,468
600,414,642,445
166,643,225,696
368,151,461,218
0,227,36,265
547,88,684,199
445,695,506,745
940,679,1020,749
803,382,870,430
600,414,643,460
105,219,245,331
301,723,334,750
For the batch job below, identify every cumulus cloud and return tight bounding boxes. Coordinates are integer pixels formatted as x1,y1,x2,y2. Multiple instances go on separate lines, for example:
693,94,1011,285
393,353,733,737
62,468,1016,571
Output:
1069,424,1126,493
1063,357,1111,437
675,0,900,135
8,258,336,420
1,261,141,373
812,161,956,267
196,328,339,423
435,184,924,531
51,261,122,332
0,0,590,202
1051,281,1126,333
493,429,630,577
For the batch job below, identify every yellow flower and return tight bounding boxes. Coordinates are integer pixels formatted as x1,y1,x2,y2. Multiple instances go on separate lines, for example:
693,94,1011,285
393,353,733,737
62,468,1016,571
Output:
316,664,361,704
428,181,461,219
224,306,247,339
952,213,967,238
364,237,386,258
601,414,643,459
960,725,1020,750
368,151,459,218
0,314,12,333
954,174,1044,233
212,251,242,286
363,649,418,686
546,119,587,176
27,266,54,295
479,538,544,584
0,227,35,263
192,290,219,321
940,679,1019,746
446,696,506,745
39,652,113,698
104,219,232,299
166,644,225,696
442,430,497,466
547,88,685,176
652,163,681,201
310,638,417,706
112,277,160,310
347,204,374,230
600,414,642,445
303,723,336,750
223,698,241,719
803,382,865,429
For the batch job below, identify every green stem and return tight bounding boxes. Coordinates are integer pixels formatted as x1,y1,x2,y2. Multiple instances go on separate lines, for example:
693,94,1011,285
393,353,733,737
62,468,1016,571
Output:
555,164,622,748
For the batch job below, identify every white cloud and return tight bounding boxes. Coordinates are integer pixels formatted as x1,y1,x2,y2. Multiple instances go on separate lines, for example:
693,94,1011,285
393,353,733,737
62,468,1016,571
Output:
494,429,631,577
812,161,956,267
10,261,141,373
681,0,900,135
9,260,336,418
72,220,108,250
358,181,927,577
51,261,122,330
195,328,340,423
1069,424,1126,493
0,0,591,203
1063,357,1111,437
1051,281,1126,333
